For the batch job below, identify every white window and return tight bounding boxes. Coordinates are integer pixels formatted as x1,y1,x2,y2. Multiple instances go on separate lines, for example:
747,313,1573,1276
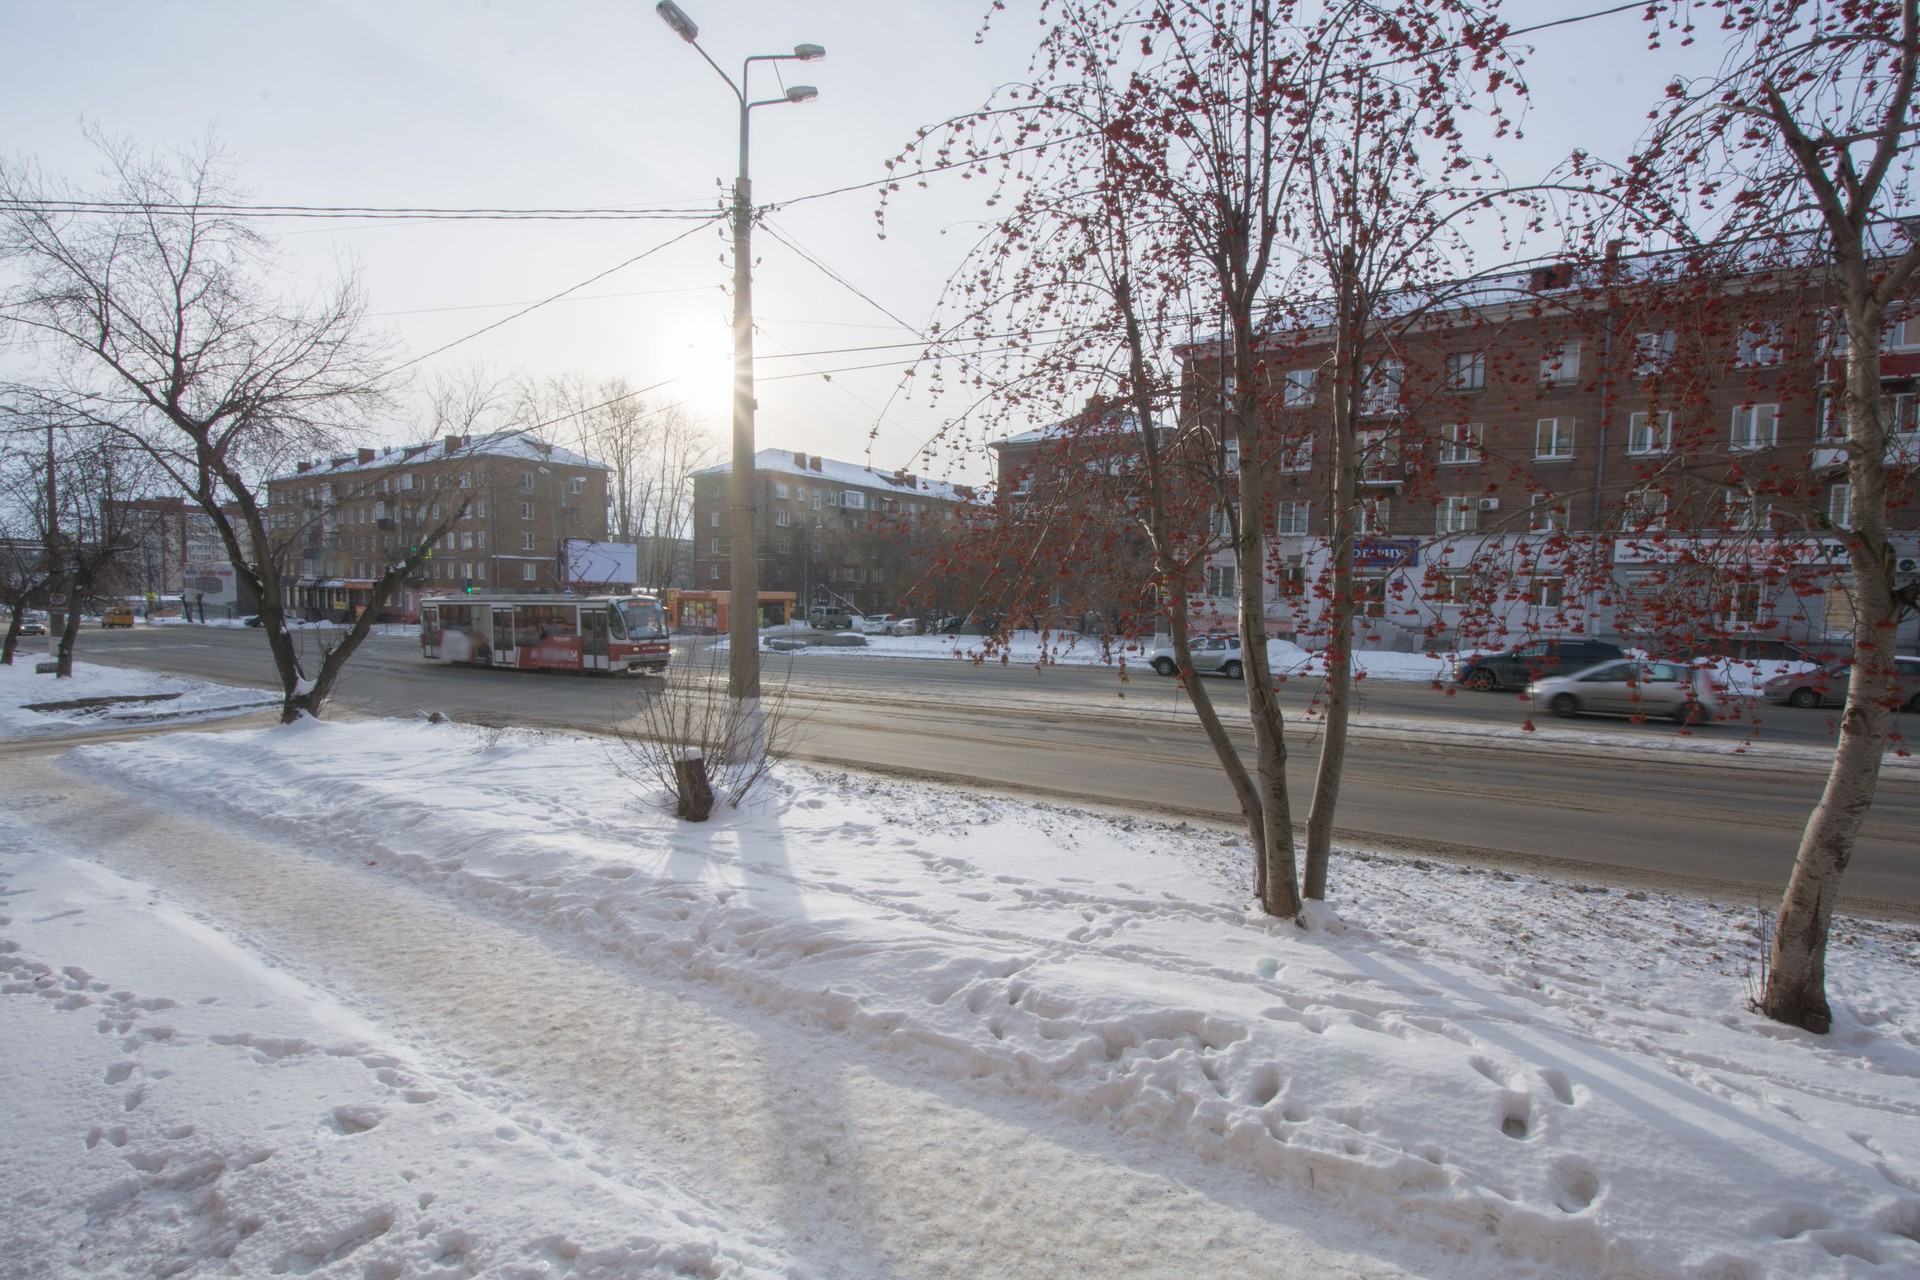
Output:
774,482,790,499
1624,487,1668,532
520,501,535,520
1532,578,1565,608
710,511,720,528
476,531,485,549
1627,411,1671,455
1279,436,1314,473
709,537,721,554
1358,429,1400,480
842,490,867,511
1734,322,1783,368
522,563,537,582
1223,438,1241,473
1357,497,1388,535
709,564,719,581
775,509,793,528
1276,500,1310,535
1438,423,1481,465
1888,391,1919,436
1437,496,1477,534
1283,369,1316,407
1634,331,1677,377
1447,352,1485,391
459,532,473,550
1828,482,1854,530
1206,564,1236,597
1540,342,1580,385
1722,491,1769,531
474,501,485,519
1530,493,1569,533
1535,417,1575,460
811,492,822,510
1361,359,1403,414
1730,403,1779,451
458,471,470,489
1885,312,1920,351
519,472,534,491
569,477,584,494
524,532,537,551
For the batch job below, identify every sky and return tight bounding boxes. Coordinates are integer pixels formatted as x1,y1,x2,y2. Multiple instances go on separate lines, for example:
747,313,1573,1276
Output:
4,1,1723,485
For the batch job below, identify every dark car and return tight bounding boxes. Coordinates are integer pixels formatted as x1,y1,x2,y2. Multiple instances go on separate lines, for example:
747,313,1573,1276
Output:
18,615,47,636
1454,637,1628,692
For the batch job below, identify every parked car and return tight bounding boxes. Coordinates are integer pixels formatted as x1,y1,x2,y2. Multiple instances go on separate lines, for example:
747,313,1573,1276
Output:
1530,659,1720,724
1454,637,1627,692
101,605,136,629
1761,657,1920,711
808,606,854,630
860,613,899,635
1147,633,1245,680
881,617,918,636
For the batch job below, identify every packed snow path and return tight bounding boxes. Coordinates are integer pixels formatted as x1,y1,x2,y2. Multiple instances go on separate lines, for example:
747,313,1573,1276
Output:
1,742,1437,1279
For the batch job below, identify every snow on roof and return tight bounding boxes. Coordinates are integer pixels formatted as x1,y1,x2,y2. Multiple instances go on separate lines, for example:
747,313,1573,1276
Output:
694,448,976,503
991,409,1155,451
275,430,608,482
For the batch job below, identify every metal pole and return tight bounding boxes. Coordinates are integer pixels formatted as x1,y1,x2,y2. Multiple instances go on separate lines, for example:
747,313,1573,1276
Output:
727,90,764,717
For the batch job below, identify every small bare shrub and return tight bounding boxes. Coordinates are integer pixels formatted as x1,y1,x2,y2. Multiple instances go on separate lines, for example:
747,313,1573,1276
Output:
612,644,805,818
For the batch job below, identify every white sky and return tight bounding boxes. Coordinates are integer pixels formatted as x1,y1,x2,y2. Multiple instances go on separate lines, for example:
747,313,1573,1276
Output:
6,1,1721,484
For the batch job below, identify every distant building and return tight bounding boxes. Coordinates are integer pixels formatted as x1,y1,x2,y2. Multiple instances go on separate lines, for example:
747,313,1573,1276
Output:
690,449,975,620
266,431,610,623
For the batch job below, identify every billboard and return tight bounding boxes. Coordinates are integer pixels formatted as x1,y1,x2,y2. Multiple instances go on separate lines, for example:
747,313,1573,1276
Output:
565,540,638,587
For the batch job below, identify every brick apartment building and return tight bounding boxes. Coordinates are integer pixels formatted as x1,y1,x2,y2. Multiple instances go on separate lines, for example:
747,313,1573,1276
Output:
690,449,974,622
266,431,610,622
1028,258,1920,654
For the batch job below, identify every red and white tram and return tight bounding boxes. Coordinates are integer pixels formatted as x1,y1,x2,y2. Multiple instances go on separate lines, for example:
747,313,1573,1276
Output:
419,593,670,674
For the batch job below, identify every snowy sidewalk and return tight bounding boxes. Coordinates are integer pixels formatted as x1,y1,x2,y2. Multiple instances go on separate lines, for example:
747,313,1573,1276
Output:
2,744,1434,1279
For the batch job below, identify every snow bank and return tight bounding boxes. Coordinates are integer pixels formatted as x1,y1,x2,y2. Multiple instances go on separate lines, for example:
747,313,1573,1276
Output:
51,716,1920,1279
0,657,277,738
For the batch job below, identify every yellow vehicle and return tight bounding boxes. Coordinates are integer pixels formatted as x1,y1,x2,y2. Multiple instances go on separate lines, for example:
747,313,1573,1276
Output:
101,606,136,629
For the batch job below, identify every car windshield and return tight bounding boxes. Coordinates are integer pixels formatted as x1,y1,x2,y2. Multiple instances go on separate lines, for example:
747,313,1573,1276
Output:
614,599,666,639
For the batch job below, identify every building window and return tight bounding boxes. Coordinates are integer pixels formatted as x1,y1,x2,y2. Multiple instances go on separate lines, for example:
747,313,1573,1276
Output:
567,506,581,525
1634,331,1677,376
476,531,486,549
1276,500,1310,536
709,563,719,581
1624,487,1669,532
1723,491,1771,532
1535,417,1575,460
1438,423,1481,465
709,537,722,554
1279,436,1313,473
520,501,534,520
1447,352,1485,391
1627,411,1671,455
1358,428,1400,480
842,491,867,511
1532,578,1565,608
1540,342,1580,385
1283,369,1316,407
1357,497,1388,535
1730,403,1779,451
1885,312,1920,351
1530,493,1570,532
474,500,486,519
1828,482,1854,530
523,532,537,551
774,482,790,499
1887,390,1919,436
520,472,534,491
1437,496,1477,534
775,509,793,528
1206,564,1236,597
522,563,537,582
1734,322,1784,368
569,477,584,494
459,532,473,550
1361,359,1403,414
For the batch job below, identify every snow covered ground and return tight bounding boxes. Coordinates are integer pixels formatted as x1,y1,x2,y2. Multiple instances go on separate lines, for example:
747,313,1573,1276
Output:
4,659,1918,1278
0,653,279,736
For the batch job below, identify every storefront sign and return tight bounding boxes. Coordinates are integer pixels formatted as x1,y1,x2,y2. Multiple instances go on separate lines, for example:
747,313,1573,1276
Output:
1355,538,1420,570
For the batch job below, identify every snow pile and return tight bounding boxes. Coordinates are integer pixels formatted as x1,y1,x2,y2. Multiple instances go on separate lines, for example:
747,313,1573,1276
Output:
31,715,1920,1278
0,657,277,737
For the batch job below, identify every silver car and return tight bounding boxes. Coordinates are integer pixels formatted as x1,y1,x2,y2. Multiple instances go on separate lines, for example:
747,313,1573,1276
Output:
1761,657,1920,711
1530,659,1719,724
1147,634,1245,680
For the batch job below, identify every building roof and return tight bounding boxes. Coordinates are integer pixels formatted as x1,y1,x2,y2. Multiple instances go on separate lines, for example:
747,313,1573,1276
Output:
274,430,607,483
694,448,976,503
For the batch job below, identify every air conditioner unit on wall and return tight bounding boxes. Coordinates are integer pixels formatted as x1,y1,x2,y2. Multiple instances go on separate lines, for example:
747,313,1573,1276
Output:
1477,497,1500,511
1897,556,1920,575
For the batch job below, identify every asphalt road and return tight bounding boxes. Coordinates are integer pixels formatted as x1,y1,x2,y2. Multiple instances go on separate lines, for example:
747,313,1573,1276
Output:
68,623,1920,914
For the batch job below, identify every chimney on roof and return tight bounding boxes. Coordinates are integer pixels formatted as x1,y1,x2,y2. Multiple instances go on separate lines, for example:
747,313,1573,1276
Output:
794,450,807,469
357,448,376,464
445,434,461,455
1605,239,1625,264
296,462,311,474
331,455,352,468
1528,263,1575,292
811,456,823,472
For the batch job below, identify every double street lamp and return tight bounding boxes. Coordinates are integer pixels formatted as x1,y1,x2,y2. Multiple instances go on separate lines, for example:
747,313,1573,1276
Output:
655,0,823,750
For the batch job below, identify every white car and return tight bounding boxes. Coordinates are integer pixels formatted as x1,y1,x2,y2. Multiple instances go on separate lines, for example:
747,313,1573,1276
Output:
1529,659,1720,724
1147,634,1245,679
860,614,898,635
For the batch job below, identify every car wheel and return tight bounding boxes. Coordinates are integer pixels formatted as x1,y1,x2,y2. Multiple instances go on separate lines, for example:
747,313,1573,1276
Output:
1223,660,1244,680
1462,668,1498,692
1787,687,1820,709
1673,700,1704,725
1151,657,1177,677
1908,691,1920,713
1549,693,1579,718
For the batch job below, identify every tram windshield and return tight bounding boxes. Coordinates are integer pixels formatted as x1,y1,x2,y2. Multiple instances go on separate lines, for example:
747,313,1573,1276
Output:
614,598,667,639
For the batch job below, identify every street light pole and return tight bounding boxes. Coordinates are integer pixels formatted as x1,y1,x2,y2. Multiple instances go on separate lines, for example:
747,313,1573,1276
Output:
656,0,821,753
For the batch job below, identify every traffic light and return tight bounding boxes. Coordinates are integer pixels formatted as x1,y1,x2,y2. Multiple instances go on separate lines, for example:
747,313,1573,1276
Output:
463,578,473,593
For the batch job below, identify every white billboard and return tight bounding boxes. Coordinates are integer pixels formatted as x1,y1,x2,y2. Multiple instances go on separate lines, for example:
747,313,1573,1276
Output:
565,540,638,587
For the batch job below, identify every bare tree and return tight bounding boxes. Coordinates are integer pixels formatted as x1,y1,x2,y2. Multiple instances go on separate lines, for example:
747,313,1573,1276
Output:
1615,0,1920,1032
0,134,464,720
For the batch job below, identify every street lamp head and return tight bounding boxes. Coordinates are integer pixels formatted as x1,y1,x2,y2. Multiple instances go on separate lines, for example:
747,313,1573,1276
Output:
793,43,825,61
785,84,819,104
655,0,699,43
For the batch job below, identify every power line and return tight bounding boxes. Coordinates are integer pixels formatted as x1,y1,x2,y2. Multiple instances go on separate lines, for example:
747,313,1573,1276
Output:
0,197,718,223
